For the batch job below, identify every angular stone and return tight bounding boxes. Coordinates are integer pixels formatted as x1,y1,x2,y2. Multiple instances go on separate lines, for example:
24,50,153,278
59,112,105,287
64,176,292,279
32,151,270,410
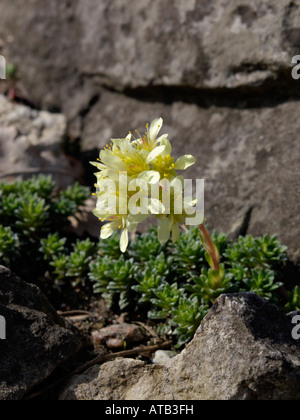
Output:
0,266,82,400
60,293,300,400
0,95,82,189
92,323,145,349
152,350,178,365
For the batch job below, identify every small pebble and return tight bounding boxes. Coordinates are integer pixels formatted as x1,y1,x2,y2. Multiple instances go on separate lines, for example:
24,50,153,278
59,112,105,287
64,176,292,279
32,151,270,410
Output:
152,350,178,365
92,323,145,349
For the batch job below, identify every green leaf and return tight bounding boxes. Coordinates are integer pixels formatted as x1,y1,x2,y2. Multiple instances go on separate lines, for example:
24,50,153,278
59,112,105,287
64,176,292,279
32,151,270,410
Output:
172,296,208,347
0,225,20,266
242,268,283,301
40,233,67,261
285,286,300,312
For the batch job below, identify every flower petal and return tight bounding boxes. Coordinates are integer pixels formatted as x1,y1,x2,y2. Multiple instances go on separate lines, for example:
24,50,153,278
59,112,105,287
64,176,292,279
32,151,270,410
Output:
120,228,129,253
156,134,168,143
100,223,117,239
112,138,135,156
93,208,105,219
174,155,196,170
90,161,108,170
146,145,166,164
149,118,163,143
140,149,149,160
100,150,127,171
158,217,171,245
170,176,184,189
138,170,161,185
160,137,172,156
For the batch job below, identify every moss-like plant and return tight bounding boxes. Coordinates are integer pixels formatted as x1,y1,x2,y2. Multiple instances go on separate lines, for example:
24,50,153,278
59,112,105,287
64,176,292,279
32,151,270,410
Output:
170,227,205,276
40,233,67,261
225,235,288,270
89,227,293,346
66,239,96,286
172,297,208,347
90,255,136,309
186,264,236,305
0,175,90,283
285,286,300,313
0,225,19,266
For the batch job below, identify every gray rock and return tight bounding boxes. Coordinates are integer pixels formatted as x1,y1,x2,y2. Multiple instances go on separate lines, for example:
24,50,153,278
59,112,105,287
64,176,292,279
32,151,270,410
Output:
0,0,299,141
0,95,82,189
0,266,82,400
0,0,297,104
152,350,178,365
60,293,300,400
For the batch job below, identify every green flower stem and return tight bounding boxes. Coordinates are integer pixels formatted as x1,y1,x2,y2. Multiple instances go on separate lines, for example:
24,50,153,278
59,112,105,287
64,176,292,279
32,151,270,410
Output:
198,224,220,272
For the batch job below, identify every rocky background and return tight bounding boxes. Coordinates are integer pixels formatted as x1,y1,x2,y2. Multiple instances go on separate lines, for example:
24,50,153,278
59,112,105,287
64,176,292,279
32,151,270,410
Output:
0,0,299,263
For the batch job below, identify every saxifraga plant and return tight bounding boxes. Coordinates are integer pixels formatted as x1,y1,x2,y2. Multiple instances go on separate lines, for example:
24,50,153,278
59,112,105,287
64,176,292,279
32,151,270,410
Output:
90,227,291,346
89,117,298,346
0,173,297,347
0,175,91,285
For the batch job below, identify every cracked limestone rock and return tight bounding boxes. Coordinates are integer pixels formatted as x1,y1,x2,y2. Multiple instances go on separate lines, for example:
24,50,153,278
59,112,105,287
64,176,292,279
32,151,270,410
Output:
60,293,300,400
0,0,298,103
